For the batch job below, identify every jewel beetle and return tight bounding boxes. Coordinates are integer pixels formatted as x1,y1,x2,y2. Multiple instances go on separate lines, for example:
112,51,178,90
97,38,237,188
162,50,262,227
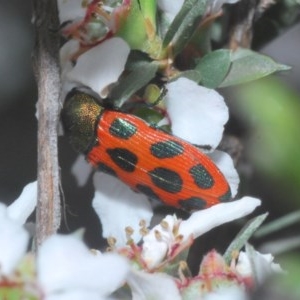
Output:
62,89,232,211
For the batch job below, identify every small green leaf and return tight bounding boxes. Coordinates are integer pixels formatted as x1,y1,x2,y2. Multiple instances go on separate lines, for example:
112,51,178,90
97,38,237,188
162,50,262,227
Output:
132,107,164,124
110,60,159,106
178,70,202,83
195,49,231,88
162,0,207,56
163,0,198,46
220,49,291,87
125,50,153,70
255,210,300,238
223,213,268,264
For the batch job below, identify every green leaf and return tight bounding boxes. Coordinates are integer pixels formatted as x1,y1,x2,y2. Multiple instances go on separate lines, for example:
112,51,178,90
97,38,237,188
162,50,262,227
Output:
125,50,153,70
220,49,291,87
177,70,202,83
110,60,159,106
223,213,268,264
132,107,164,124
255,210,300,238
195,49,231,88
162,0,207,56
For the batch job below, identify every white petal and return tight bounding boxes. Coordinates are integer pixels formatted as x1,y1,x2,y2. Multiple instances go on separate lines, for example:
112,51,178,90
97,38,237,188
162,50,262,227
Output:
236,246,283,285
141,215,177,269
203,286,247,300
166,78,228,148
179,197,261,240
7,181,37,224
60,40,79,67
58,0,88,24
60,40,80,78
0,204,29,275
38,234,129,295
127,269,181,300
67,38,130,97
92,173,153,247
208,150,240,197
71,155,93,186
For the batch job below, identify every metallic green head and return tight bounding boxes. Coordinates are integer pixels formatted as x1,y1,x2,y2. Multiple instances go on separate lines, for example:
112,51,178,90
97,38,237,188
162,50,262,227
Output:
62,89,103,154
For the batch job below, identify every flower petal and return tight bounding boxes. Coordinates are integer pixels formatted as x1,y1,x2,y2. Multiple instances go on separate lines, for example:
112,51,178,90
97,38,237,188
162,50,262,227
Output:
37,234,129,296
208,150,240,197
0,204,29,275
166,78,228,148
7,181,37,225
92,172,153,247
141,215,178,269
71,155,93,187
57,0,88,24
179,197,261,240
236,245,283,285
203,286,247,300
67,37,130,97
127,269,181,300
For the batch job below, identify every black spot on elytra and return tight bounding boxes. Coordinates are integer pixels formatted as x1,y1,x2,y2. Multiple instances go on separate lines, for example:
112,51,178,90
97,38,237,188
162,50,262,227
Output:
179,197,207,211
109,118,137,139
150,140,184,159
136,184,161,201
148,167,182,193
189,164,214,189
97,162,118,177
106,148,138,172
219,188,232,202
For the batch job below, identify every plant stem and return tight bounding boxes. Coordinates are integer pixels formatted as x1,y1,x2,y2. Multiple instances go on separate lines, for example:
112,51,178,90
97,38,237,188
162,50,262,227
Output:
32,0,61,248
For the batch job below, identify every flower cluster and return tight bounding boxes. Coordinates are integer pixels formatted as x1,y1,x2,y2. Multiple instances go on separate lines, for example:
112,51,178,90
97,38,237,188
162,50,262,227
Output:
0,184,282,299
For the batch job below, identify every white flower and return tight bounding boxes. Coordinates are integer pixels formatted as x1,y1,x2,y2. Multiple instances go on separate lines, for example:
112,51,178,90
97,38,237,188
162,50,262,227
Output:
66,37,130,98
127,269,181,300
7,181,37,224
0,204,29,275
203,286,248,300
208,150,239,197
236,244,283,285
71,155,93,187
141,215,179,269
158,0,241,22
57,0,90,24
37,234,130,298
142,197,261,268
92,172,153,247
179,197,261,240
166,78,228,149
0,182,36,275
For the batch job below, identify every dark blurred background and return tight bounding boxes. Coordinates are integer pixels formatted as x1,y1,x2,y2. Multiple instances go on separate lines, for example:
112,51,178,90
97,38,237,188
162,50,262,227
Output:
0,0,300,297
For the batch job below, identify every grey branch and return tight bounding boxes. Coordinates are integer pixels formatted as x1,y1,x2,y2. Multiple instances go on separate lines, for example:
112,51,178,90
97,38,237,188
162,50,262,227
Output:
32,0,61,248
